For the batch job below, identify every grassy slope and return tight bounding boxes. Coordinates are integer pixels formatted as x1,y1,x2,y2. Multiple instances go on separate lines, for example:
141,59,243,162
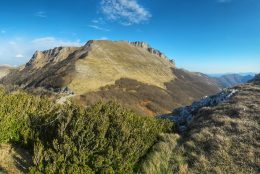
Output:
0,66,13,79
1,41,175,94
76,69,220,116
140,83,260,173
1,40,220,116
70,40,175,93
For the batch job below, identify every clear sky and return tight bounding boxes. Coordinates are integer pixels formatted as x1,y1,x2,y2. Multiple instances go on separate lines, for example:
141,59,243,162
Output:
0,0,259,73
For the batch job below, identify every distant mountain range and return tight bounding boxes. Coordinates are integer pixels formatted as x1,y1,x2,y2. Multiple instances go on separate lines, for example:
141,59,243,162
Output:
0,40,220,116
208,72,256,78
211,74,254,88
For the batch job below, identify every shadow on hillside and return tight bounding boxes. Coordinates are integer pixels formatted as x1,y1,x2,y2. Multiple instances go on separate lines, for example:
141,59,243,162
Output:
11,145,33,173
76,68,221,117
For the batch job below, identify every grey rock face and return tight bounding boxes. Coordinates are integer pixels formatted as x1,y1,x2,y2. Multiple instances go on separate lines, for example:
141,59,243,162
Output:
130,41,174,64
25,46,79,69
158,88,238,132
26,47,63,67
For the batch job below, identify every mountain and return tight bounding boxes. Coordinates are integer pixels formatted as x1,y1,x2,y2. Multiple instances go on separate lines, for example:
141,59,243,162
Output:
1,40,220,116
213,74,254,88
208,72,256,77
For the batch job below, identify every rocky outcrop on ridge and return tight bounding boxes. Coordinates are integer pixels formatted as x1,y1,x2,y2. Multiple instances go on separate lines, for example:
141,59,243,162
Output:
158,88,238,132
130,41,172,62
26,46,79,69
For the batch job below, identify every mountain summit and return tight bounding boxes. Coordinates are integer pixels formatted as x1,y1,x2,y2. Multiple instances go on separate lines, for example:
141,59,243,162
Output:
2,40,174,92
1,40,220,115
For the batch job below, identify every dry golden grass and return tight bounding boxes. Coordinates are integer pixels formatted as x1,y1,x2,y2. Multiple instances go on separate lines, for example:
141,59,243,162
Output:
181,84,260,173
69,40,175,93
141,83,260,174
0,66,13,79
139,133,181,174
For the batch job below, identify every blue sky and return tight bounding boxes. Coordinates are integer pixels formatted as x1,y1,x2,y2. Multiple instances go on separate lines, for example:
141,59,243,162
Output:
0,0,259,73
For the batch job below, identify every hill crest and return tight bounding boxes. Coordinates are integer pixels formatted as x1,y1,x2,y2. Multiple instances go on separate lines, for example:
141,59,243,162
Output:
1,40,220,116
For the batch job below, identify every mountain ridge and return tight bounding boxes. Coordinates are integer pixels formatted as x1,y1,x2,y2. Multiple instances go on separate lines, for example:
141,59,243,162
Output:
0,40,220,116
213,74,254,88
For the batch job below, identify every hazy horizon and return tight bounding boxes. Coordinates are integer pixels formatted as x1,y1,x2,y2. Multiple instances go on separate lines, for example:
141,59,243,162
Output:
0,0,259,73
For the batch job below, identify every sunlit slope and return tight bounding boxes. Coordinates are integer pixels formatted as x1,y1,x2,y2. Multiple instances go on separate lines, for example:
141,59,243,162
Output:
70,40,175,93
0,40,220,116
0,65,13,79
1,40,175,94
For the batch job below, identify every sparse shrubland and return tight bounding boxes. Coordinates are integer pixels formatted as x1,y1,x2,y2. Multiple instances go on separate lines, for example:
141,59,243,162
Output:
0,88,173,173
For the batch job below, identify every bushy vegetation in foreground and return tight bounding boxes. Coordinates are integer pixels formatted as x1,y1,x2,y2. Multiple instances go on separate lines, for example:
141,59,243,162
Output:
0,88,173,173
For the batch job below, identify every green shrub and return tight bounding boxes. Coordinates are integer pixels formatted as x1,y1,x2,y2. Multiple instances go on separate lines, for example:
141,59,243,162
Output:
0,88,55,145
0,88,173,173
30,102,173,174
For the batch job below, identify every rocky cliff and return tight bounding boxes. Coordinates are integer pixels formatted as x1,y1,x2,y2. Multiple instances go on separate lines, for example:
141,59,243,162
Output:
159,88,238,132
130,41,171,61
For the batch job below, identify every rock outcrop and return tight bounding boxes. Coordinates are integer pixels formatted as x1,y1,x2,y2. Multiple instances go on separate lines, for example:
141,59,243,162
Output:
158,88,238,132
26,46,79,69
130,41,174,64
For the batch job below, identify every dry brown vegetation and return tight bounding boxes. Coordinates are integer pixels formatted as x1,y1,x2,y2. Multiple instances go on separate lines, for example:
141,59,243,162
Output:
75,68,220,116
141,83,260,173
71,40,175,93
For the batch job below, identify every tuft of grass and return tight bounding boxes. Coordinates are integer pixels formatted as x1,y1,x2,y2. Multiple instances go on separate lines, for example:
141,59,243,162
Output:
139,133,183,174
